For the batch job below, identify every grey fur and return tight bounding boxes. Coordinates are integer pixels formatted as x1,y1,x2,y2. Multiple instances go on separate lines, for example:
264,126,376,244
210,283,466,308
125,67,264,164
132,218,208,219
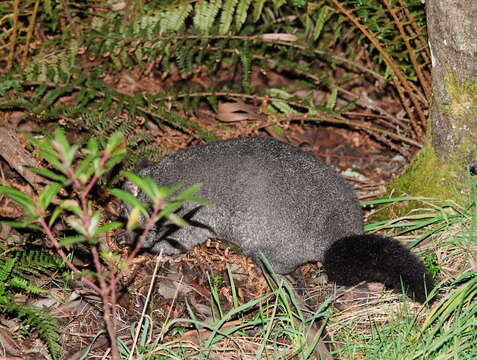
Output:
123,137,363,274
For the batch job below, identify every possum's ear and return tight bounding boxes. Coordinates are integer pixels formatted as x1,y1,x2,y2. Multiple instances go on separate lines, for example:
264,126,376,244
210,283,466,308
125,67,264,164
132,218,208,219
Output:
138,157,152,169
123,180,140,197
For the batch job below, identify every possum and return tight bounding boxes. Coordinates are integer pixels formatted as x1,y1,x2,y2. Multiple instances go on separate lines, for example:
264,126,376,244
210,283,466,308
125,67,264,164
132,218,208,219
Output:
120,137,434,303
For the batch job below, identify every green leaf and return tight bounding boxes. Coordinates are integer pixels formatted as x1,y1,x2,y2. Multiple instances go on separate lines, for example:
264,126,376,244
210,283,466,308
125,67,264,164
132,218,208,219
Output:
122,172,149,194
87,210,101,236
166,213,189,227
312,5,332,41
64,144,80,167
326,87,338,110
38,183,61,211
24,134,54,153
105,132,125,155
157,201,184,219
96,222,123,235
157,182,184,199
126,206,143,231
49,206,64,227
0,258,14,281
11,277,47,294
53,127,70,154
58,235,87,247
74,154,96,180
38,150,65,172
86,137,99,154
253,0,266,22
206,93,218,112
1,218,40,229
219,0,238,34
66,217,87,236
103,154,125,173
59,199,82,217
175,183,203,202
0,186,36,215
29,167,67,182
108,189,148,216
142,177,161,200
235,0,252,31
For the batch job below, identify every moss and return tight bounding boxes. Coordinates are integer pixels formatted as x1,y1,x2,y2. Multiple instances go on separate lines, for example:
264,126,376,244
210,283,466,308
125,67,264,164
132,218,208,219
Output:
373,142,463,220
392,143,457,198
442,73,477,163
443,73,477,123
373,73,477,220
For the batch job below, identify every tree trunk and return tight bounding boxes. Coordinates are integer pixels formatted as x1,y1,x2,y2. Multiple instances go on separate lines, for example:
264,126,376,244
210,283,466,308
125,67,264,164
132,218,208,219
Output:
385,0,476,211
426,0,477,165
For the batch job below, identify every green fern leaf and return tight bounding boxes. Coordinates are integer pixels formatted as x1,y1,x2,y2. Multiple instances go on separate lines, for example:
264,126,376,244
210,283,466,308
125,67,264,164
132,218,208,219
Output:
240,46,252,93
0,258,15,282
17,305,61,360
194,0,222,34
253,0,266,22
10,277,47,294
160,4,193,33
219,0,238,34
313,5,332,41
235,0,252,31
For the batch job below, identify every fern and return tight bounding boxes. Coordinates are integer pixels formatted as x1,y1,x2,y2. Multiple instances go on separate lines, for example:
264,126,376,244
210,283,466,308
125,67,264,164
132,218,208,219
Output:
219,0,238,34
24,40,78,83
13,304,61,360
253,0,267,21
160,4,193,34
240,44,252,93
0,248,62,360
3,0,429,169
312,5,333,41
0,258,15,282
194,0,222,34
13,249,63,277
235,0,252,31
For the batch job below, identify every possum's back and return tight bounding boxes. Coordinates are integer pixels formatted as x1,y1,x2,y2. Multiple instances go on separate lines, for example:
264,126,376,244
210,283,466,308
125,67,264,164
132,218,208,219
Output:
137,137,363,274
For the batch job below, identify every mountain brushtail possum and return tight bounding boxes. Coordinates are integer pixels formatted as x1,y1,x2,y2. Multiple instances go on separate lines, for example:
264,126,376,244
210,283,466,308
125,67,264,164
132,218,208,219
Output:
121,137,434,303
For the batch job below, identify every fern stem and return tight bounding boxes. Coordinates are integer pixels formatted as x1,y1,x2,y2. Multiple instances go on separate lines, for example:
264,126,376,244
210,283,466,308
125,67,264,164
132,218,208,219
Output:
328,0,426,139
7,0,20,71
383,0,431,101
21,0,41,67
154,91,422,148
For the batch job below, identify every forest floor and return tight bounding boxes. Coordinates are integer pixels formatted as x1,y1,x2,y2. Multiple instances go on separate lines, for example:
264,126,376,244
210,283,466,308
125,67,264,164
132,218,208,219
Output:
1,36,475,360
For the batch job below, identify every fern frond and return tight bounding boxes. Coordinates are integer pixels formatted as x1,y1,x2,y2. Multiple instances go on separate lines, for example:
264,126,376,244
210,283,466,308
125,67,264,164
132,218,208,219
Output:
160,4,193,34
219,0,238,34
10,277,47,294
240,45,252,93
0,247,62,360
0,258,15,282
252,0,266,22
194,0,222,34
266,88,299,115
16,305,61,360
13,248,63,277
235,0,252,31
313,5,333,41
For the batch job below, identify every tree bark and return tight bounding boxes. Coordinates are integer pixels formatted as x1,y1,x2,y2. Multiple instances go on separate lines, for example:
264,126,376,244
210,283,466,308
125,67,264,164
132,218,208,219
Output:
426,0,477,164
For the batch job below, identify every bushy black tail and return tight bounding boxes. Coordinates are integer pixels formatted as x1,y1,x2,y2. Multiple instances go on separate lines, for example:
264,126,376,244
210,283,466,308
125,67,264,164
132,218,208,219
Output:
323,234,434,303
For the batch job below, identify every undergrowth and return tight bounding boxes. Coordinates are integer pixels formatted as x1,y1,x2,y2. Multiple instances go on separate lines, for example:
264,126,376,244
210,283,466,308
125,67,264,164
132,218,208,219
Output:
0,247,63,359
0,1,465,359
329,171,477,359
1,0,430,167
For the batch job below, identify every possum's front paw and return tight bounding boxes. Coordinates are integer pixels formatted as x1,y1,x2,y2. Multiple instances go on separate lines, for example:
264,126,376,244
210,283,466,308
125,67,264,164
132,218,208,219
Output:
117,229,135,246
